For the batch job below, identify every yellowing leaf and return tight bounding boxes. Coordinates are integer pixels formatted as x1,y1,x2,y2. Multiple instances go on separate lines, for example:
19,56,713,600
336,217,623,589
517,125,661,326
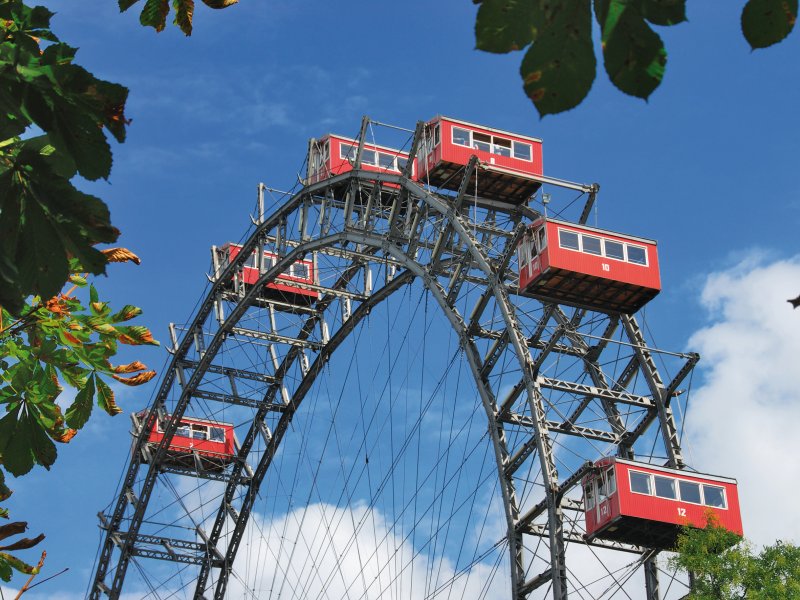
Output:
95,376,121,416
112,370,156,386
101,247,141,265
111,304,143,322
117,325,158,346
44,295,70,315
61,331,82,345
51,428,77,443
112,361,147,374
0,551,40,575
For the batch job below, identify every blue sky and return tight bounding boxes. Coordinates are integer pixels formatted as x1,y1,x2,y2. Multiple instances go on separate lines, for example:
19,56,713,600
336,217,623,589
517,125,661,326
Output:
4,1,800,598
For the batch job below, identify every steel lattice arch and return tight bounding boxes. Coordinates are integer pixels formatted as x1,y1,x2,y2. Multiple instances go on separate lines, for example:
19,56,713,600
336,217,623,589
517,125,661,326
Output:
91,118,699,600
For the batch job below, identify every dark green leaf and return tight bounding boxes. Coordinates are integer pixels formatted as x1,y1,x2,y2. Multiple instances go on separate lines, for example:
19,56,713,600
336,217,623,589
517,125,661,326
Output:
0,556,12,582
66,366,95,429
596,0,667,99
0,136,117,309
520,0,596,116
0,470,10,501
0,406,34,476
119,0,141,12
641,0,687,26
742,0,798,49
0,253,23,315
27,408,57,469
140,0,170,31
0,192,71,305
475,0,538,53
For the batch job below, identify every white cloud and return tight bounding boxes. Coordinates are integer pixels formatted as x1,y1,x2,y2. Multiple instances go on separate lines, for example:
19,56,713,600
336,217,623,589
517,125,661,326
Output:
685,253,800,547
224,502,508,600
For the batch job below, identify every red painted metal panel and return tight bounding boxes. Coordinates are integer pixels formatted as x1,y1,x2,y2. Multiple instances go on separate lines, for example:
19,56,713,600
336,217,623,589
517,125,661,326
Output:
432,117,543,178
518,218,661,313
309,134,416,185
545,221,661,290
582,458,744,546
614,462,743,536
142,414,236,462
417,117,544,203
225,243,319,301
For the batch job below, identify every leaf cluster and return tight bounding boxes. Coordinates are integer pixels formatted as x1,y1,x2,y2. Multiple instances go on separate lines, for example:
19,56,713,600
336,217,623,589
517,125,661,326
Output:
670,514,800,599
0,268,158,479
0,0,130,315
0,507,44,583
0,263,159,581
118,0,239,36
474,0,798,116
1,0,162,588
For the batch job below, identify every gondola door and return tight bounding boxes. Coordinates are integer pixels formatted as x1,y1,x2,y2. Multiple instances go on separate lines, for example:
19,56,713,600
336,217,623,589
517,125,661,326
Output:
518,222,547,290
595,465,616,525
585,464,617,535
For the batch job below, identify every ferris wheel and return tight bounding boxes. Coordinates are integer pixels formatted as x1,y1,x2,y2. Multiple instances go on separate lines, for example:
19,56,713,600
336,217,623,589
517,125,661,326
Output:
88,116,738,600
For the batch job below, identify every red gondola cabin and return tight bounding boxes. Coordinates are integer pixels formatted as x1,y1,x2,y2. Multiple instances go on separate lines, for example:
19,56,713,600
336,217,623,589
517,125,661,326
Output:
417,116,543,203
307,133,416,186
137,412,236,472
583,458,743,550
220,243,320,306
517,217,661,314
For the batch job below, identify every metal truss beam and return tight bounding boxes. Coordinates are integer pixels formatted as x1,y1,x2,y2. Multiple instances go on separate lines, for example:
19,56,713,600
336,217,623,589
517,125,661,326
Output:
191,388,286,412
539,376,654,409
179,359,275,384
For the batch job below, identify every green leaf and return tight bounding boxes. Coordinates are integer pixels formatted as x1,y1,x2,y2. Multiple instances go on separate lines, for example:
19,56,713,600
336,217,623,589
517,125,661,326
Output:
475,0,538,53
65,374,94,429
119,0,141,11
173,0,195,35
0,470,11,502
6,197,71,303
0,137,118,312
520,0,596,116
27,409,57,469
596,0,667,99
95,375,121,416
0,551,39,577
0,407,34,476
0,254,23,315
0,555,12,582
140,0,170,31
742,0,798,49
641,0,687,26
